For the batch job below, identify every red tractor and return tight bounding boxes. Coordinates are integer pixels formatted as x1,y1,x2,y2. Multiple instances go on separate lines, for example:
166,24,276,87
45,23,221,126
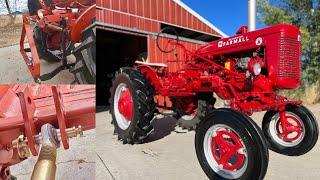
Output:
110,24,319,179
20,0,96,83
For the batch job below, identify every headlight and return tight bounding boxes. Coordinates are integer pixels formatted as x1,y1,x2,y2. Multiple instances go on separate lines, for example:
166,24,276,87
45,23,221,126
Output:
253,63,262,76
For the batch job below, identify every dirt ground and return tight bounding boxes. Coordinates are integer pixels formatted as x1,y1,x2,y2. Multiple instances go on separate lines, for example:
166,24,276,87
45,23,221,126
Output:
10,129,96,180
96,104,320,180
0,15,22,48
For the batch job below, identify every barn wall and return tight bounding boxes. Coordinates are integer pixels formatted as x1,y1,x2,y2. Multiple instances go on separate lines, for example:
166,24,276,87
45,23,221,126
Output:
96,0,217,71
96,0,220,36
148,36,202,72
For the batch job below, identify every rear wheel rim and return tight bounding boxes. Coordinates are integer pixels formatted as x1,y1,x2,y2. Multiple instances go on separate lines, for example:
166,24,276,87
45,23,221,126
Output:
114,83,133,130
204,124,248,179
269,112,305,147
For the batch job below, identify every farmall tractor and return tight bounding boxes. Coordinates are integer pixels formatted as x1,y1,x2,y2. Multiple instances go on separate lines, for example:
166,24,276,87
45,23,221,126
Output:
20,0,96,83
109,2,319,180
0,85,95,180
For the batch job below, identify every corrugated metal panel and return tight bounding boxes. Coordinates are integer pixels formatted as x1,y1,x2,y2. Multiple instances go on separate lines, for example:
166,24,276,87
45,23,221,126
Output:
144,0,151,18
148,36,202,72
97,0,102,6
119,0,128,12
97,0,222,36
97,0,222,72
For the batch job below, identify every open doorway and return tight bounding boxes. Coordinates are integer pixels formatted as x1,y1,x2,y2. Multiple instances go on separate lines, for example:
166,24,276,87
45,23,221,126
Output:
96,29,148,106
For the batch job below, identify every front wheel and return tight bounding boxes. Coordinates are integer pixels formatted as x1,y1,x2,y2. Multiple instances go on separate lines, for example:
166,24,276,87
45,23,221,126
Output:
195,108,269,180
262,105,318,156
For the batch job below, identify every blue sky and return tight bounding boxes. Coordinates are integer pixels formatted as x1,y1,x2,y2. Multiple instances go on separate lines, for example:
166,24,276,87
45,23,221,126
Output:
182,0,264,36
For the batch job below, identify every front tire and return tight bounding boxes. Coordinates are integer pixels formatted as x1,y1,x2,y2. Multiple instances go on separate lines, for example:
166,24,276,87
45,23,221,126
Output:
195,108,269,180
110,67,156,144
262,105,318,156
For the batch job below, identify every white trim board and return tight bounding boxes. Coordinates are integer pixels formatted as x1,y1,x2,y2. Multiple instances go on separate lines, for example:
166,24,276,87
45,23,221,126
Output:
173,0,228,37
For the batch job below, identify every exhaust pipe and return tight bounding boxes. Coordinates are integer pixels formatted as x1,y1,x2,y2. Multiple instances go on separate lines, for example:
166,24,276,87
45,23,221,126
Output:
248,0,256,32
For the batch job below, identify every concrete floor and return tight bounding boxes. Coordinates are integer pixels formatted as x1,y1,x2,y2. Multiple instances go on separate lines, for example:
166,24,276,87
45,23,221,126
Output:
10,130,96,180
0,44,75,84
96,104,320,180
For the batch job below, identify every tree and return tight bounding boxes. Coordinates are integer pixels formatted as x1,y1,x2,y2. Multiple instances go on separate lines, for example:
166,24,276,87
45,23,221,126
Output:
258,0,320,84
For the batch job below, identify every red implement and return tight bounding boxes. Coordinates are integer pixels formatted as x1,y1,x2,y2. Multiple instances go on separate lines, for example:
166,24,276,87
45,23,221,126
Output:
0,85,95,179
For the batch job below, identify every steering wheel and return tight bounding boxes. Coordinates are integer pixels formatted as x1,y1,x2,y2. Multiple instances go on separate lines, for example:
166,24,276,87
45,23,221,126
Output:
156,27,180,53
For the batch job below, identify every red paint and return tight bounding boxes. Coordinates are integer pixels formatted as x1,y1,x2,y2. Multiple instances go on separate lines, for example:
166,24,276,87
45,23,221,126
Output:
136,24,302,117
211,130,245,170
196,25,301,89
20,2,96,79
0,85,95,175
278,112,303,142
97,0,222,35
118,88,133,121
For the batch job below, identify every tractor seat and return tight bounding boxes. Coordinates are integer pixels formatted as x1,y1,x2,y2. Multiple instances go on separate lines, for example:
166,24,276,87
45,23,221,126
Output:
135,61,168,68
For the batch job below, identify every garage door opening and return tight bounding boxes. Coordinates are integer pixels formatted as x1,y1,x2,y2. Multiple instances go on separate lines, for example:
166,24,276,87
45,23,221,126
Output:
96,29,148,106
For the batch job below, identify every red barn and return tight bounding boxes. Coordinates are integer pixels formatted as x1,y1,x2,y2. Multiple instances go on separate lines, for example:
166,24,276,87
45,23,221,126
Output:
96,0,226,104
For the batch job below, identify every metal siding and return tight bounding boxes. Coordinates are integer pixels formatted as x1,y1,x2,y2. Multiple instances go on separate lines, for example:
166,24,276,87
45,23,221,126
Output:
151,0,157,20
128,0,135,14
187,11,192,29
148,36,204,72
144,0,151,18
176,3,181,25
99,0,221,36
169,1,175,24
136,0,144,16
119,0,128,12
104,0,111,8
112,0,120,10
106,10,112,24
181,8,187,27
97,0,102,6
163,0,169,22
158,0,164,22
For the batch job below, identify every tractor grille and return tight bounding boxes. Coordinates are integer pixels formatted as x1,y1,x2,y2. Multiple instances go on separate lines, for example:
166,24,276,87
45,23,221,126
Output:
278,37,300,80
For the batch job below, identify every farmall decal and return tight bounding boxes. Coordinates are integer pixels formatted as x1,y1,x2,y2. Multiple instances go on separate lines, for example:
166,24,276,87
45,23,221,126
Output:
218,36,249,48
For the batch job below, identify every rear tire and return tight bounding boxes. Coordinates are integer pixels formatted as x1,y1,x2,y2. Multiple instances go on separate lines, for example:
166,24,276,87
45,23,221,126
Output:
110,67,156,144
176,93,215,130
72,27,96,84
262,105,318,156
195,108,269,180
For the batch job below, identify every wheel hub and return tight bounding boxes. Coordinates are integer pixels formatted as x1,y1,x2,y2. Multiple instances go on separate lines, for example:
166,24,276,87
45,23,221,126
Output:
269,111,305,147
211,130,246,171
117,87,133,121
204,124,248,179
277,113,303,143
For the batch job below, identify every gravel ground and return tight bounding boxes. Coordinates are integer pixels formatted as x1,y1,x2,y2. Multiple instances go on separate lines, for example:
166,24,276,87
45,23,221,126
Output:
95,104,320,180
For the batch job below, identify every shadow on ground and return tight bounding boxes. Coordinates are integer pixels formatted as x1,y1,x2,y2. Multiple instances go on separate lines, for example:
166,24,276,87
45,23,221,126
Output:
145,116,184,143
